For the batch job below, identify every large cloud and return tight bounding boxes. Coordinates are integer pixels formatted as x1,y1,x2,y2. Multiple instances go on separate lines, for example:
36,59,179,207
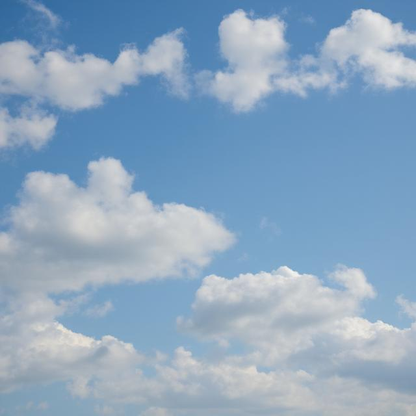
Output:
1,265,416,415
0,157,234,293
178,265,416,396
178,266,376,359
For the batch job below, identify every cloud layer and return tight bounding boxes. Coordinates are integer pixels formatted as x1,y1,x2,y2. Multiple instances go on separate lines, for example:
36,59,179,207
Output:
2,265,416,415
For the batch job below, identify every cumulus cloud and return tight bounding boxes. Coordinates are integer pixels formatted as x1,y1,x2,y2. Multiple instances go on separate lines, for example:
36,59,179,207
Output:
197,9,337,112
321,9,416,89
178,265,376,361
0,32,188,111
0,107,57,149
198,10,290,112
199,9,416,111
1,264,416,415
0,292,143,394
0,157,234,293
0,29,188,149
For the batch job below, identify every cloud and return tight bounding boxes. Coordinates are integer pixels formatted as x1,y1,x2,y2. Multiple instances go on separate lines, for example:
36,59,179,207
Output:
199,9,416,112
396,295,416,320
196,9,337,112
0,32,188,112
85,301,114,318
0,157,234,293
1,264,416,415
0,107,57,149
259,216,281,236
141,408,172,416
321,9,416,89
198,10,290,112
22,0,61,29
0,30,188,149
178,265,376,361
0,292,144,394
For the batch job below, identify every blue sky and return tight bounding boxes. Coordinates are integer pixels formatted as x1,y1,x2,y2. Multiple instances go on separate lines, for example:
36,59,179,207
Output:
1,1,416,415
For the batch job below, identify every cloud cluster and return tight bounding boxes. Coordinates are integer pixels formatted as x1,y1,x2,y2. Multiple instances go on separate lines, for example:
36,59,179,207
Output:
1,259,416,414
0,29,188,149
179,266,416,400
0,158,234,293
200,9,416,112
1,7,416,148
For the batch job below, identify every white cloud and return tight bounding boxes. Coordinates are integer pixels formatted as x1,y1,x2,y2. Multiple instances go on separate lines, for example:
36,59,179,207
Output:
85,301,114,318
22,0,61,29
396,295,416,320
198,10,290,112
0,157,234,293
0,30,188,150
321,9,416,89
200,9,416,112
198,9,337,112
141,408,172,416
178,266,376,360
0,32,188,112
0,107,56,149
0,292,143,394
259,216,281,236
178,265,416,399
1,265,416,415
94,404,116,415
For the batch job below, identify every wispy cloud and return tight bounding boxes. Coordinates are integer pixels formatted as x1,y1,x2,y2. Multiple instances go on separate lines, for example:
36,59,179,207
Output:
22,0,61,29
260,216,281,237
85,301,115,318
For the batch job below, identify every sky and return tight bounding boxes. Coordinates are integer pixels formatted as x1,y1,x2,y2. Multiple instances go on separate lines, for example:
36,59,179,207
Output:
1,0,416,415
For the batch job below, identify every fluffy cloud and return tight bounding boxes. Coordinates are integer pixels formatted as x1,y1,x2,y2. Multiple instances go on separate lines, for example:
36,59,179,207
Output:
1,264,416,415
198,10,290,112
197,9,338,112
0,29,188,149
0,292,143,394
179,265,416,397
0,107,56,149
0,31,188,111
200,9,416,111
178,265,375,359
0,157,234,293
322,9,416,89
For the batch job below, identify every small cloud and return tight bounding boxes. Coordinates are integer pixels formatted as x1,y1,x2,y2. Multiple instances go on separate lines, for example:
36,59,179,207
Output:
85,301,114,318
299,15,316,25
37,402,49,411
94,405,115,415
396,295,416,320
141,408,172,416
16,401,49,412
259,217,281,237
237,252,250,262
22,0,61,29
